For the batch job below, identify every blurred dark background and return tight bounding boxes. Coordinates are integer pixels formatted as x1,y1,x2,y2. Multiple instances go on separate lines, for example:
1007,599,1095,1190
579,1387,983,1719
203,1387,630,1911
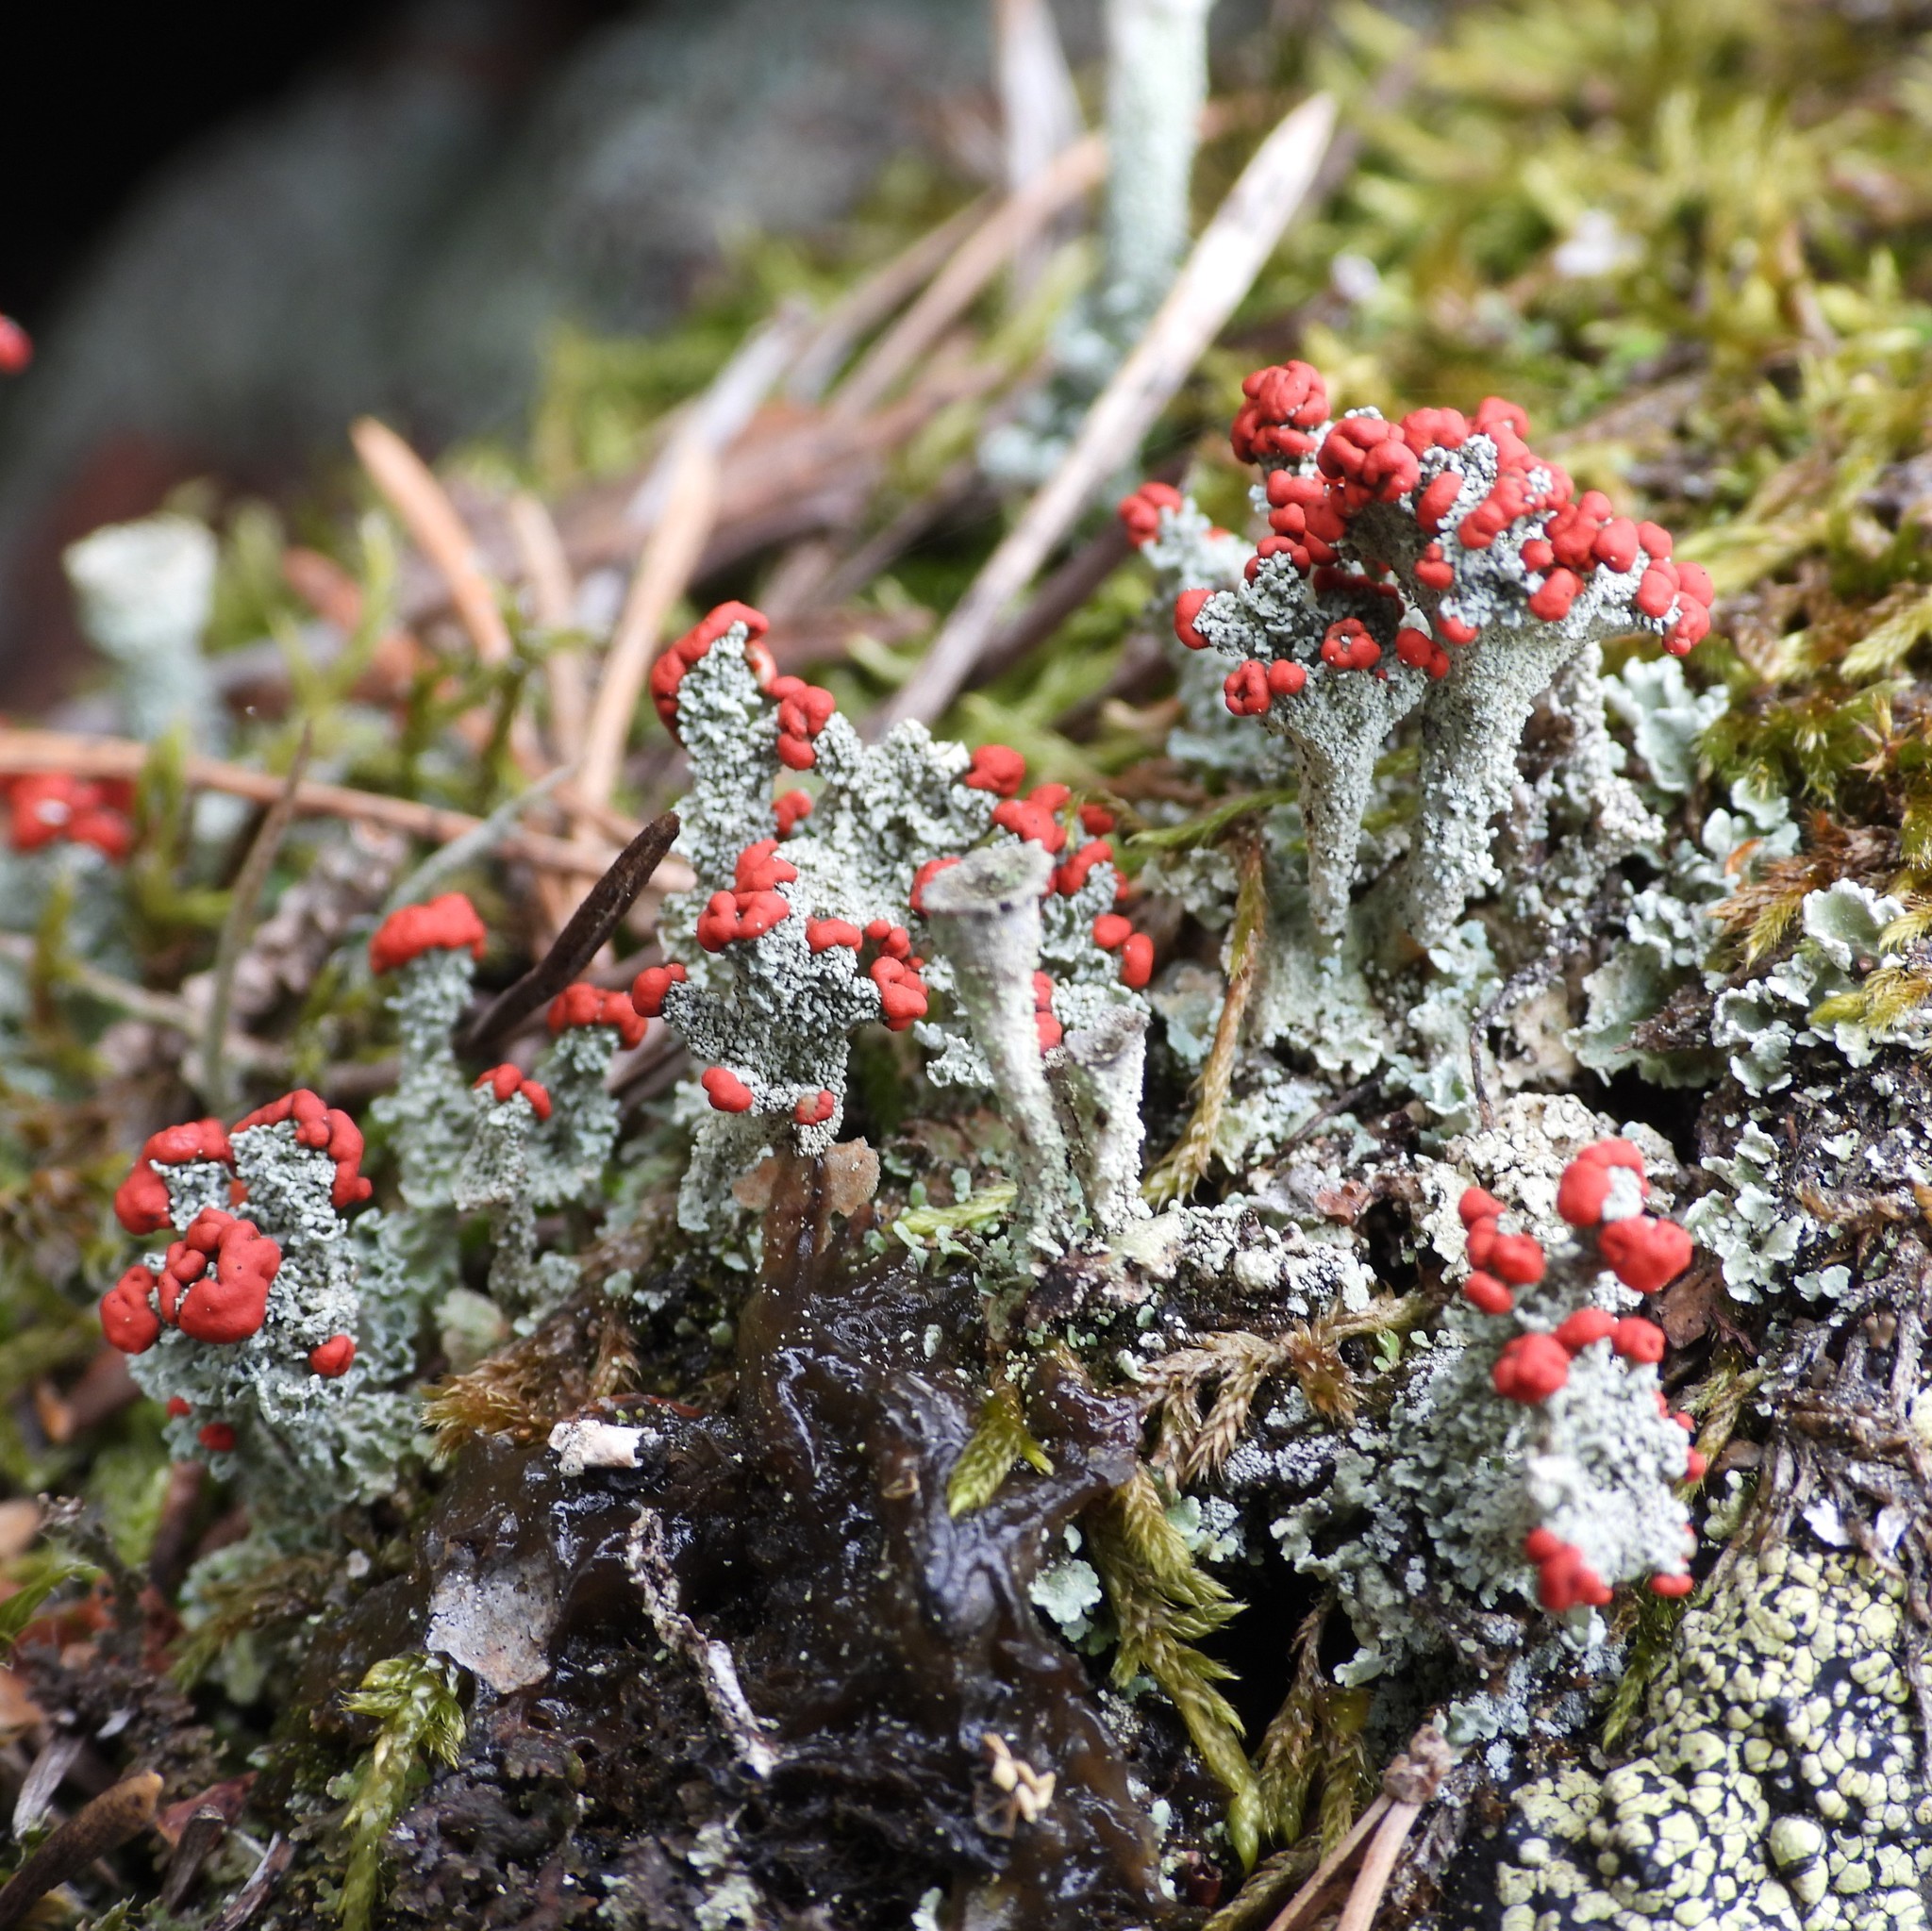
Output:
0,0,1054,702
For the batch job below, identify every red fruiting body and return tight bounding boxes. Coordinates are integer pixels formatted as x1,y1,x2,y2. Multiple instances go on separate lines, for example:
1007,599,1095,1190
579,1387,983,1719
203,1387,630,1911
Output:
1487,1233,1546,1286
909,857,960,914
1649,1573,1693,1598
198,1423,238,1454
991,788,1070,854
632,962,688,1017
793,1090,837,1126
648,601,770,735
1055,839,1113,896
1458,1188,1507,1227
697,884,791,950
963,744,1026,797
1224,660,1272,716
1526,568,1580,622
1078,804,1115,836
166,1397,192,1418
1462,1272,1514,1315
0,316,31,375
869,956,928,1029
1119,933,1154,990
1394,626,1449,679
7,773,134,859
701,1067,756,1112
1611,1317,1666,1364
1413,541,1454,588
1466,1220,1498,1268
369,892,488,974
806,917,863,952
1534,1538,1610,1611
1684,1449,1708,1481
735,839,798,892
1319,414,1420,508
1492,1333,1571,1404
1117,480,1182,546
158,1209,281,1344
1554,1307,1615,1354
767,673,837,769
1555,1159,1611,1228
1230,361,1330,464
774,789,813,836
474,1065,553,1122
1598,1215,1693,1294
308,1335,357,1377
100,1266,163,1354
113,1117,235,1234
1174,587,1213,650
1033,972,1061,1052
866,920,912,957
1555,1138,1650,1225
1268,658,1307,696
1523,1526,1562,1563
1319,617,1380,673
547,983,647,1049
1092,913,1131,951
232,1089,373,1208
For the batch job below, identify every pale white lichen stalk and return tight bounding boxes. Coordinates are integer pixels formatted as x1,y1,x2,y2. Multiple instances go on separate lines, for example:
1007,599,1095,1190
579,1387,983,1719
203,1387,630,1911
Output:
63,513,222,744
981,0,1218,486
920,843,1083,1253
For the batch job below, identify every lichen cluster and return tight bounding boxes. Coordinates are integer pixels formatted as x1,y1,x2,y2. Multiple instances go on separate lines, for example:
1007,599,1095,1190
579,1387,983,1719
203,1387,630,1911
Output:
8,2,1932,1926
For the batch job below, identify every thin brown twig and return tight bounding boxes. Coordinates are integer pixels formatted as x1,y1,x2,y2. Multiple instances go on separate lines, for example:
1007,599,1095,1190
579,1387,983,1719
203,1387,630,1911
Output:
1259,1793,1391,1931
786,197,992,405
0,729,692,883
351,417,513,666
578,435,720,815
352,415,546,777
508,491,587,762
0,1770,161,1930
0,931,288,1072
1145,826,1267,1205
881,90,1337,729
199,727,312,1113
831,131,1108,419
463,811,680,1053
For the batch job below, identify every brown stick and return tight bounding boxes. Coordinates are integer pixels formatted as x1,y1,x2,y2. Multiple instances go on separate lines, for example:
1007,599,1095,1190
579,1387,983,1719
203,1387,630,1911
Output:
1335,1803,1424,1931
1259,1794,1391,1931
578,435,720,814
0,728,691,881
463,812,680,1052
508,491,588,762
351,418,512,665
199,729,312,1115
879,90,1337,730
0,1770,162,1930
786,197,992,404
207,1833,292,1931
831,131,1108,419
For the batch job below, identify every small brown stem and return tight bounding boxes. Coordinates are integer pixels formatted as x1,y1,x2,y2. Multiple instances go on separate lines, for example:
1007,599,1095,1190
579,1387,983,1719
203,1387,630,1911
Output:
0,1770,161,1930
1258,1793,1390,1931
0,729,688,883
462,811,680,1053
199,727,311,1114
1145,827,1266,1205
577,436,720,816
